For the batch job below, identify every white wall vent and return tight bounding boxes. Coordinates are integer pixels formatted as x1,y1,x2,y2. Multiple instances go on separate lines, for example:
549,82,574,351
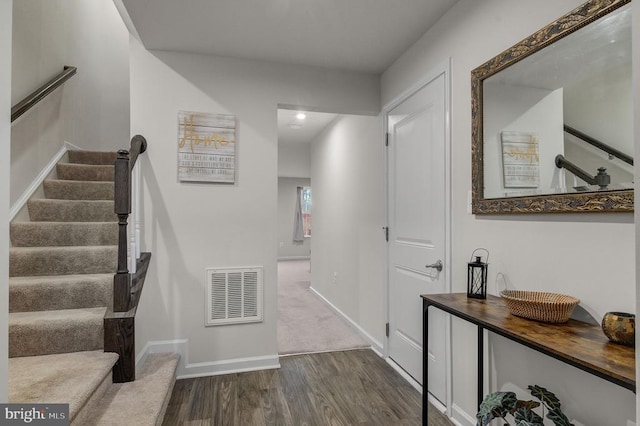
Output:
205,266,263,326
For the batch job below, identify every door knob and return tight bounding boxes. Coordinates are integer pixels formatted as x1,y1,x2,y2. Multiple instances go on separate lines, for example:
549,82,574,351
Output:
425,260,443,272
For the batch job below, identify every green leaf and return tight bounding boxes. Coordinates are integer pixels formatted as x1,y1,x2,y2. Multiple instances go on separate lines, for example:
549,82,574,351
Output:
527,385,562,410
514,406,544,426
476,391,518,426
515,400,541,412
547,408,575,426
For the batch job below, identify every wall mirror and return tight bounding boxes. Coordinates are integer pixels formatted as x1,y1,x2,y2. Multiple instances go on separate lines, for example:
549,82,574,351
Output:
471,0,633,214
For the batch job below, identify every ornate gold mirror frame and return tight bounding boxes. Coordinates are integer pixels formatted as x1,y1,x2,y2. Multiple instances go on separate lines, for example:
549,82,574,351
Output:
471,0,633,214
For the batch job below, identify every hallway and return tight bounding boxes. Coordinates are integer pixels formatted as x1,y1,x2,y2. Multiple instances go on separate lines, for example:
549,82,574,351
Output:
277,260,369,355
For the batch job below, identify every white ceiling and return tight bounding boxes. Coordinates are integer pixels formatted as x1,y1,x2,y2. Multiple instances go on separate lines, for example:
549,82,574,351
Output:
120,0,459,74
278,109,338,145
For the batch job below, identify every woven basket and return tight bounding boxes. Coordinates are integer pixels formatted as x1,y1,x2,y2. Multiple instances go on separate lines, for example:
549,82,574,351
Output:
500,290,580,323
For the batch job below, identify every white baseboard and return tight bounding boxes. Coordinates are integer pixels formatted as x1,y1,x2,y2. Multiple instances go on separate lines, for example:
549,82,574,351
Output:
136,339,280,380
451,403,476,426
309,286,384,355
386,357,422,393
9,141,81,221
277,256,310,261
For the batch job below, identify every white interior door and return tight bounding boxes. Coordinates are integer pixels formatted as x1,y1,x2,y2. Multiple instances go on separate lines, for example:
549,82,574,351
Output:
387,71,448,405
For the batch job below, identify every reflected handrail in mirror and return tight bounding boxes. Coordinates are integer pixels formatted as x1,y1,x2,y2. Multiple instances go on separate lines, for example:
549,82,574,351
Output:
564,125,633,166
555,154,610,189
471,0,633,214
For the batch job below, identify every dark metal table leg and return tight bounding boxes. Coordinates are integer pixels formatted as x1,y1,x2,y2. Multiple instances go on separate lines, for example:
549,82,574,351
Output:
423,299,429,425
477,326,484,410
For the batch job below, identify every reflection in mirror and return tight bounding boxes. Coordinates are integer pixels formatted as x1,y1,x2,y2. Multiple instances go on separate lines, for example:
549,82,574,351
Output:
483,3,632,199
471,0,634,213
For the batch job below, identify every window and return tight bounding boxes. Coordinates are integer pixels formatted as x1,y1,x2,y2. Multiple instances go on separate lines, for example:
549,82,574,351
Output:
301,187,311,237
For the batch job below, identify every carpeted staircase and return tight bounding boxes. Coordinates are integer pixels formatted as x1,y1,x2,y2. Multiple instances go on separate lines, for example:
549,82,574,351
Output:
8,150,178,425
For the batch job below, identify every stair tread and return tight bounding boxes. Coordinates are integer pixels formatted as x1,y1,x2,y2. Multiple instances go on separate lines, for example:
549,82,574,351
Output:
59,164,114,170
46,178,114,184
29,199,114,205
11,245,118,253
9,351,119,422
94,353,180,426
10,273,113,284
9,306,107,325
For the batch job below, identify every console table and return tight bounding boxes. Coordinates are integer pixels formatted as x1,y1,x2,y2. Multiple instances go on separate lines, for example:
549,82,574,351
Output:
421,293,635,425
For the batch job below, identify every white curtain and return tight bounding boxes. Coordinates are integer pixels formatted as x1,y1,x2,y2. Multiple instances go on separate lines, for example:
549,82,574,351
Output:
292,186,304,243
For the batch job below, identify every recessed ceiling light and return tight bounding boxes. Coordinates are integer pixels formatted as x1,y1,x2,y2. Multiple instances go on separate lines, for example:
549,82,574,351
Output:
296,113,306,120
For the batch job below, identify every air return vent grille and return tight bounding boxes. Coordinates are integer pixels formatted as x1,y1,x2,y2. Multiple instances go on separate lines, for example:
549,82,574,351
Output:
205,267,263,326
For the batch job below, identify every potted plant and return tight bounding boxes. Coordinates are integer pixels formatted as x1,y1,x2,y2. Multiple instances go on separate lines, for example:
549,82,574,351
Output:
476,385,574,426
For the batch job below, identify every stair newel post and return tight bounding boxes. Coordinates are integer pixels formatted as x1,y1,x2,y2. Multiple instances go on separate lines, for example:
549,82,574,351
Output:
114,149,132,312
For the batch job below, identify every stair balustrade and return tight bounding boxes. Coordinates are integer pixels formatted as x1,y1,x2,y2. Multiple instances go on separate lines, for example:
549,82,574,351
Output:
104,134,150,383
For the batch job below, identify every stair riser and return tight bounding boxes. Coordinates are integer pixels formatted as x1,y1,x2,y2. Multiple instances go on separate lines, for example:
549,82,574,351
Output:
10,278,111,312
11,222,118,247
10,247,117,277
68,150,118,166
44,180,114,200
28,200,116,222
57,164,114,182
9,317,103,358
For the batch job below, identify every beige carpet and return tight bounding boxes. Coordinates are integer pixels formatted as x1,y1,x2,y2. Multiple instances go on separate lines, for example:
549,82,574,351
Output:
278,259,369,355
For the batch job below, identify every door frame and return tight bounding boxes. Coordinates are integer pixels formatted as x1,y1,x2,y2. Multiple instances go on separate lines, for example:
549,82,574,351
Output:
382,58,453,416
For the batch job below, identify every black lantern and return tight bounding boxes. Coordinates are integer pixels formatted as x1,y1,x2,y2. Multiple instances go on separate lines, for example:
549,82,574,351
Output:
467,248,489,299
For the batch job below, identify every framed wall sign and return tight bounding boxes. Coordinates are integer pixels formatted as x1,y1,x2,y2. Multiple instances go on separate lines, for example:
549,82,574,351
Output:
501,131,539,188
178,111,236,183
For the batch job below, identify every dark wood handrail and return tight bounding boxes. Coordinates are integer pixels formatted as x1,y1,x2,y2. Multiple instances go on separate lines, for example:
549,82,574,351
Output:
11,66,77,122
105,135,149,383
564,125,633,166
555,154,610,189
128,134,148,172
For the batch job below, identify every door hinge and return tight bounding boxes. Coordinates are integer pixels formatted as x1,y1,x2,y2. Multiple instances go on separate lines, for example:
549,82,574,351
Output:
385,132,389,147
382,226,389,242
385,322,390,337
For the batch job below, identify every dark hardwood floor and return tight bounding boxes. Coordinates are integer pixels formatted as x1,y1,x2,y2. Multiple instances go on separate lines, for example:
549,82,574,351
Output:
162,349,453,425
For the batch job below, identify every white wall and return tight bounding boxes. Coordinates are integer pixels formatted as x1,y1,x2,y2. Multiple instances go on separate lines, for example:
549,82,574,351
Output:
278,177,311,259
0,0,12,403
383,1,635,424
310,114,385,347
484,86,565,197
130,39,379,371
565,64,633,157
278,140,310,178
10,0,129,206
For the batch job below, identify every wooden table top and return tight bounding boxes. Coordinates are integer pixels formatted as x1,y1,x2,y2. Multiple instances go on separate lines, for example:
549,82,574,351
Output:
421,293,635,392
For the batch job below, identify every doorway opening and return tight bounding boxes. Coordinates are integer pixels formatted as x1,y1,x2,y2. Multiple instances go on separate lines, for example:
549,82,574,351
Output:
276,107,372,356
